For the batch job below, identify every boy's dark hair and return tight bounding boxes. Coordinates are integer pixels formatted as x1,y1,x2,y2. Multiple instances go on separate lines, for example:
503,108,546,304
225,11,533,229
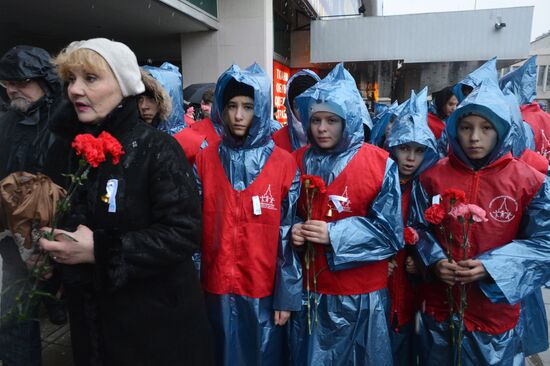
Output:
202,89,214,104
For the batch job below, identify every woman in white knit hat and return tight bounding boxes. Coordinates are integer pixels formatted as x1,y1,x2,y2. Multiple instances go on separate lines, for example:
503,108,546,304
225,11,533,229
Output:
39,38,213,366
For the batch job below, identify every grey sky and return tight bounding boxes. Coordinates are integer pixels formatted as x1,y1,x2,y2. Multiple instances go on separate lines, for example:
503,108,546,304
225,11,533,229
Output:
383,0,550,40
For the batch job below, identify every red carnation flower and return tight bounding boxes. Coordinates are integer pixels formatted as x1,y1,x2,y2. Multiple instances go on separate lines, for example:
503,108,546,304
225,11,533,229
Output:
98,131,125,165
442,188,466,205
72,134,106,168
404,227,419,245
300,174,327,193
424,204,446,225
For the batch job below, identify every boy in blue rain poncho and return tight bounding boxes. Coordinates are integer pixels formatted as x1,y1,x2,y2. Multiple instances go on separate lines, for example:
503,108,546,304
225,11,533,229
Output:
385,88,439,366
193,64,302,366
289,63,403,365
436,58,500,157
409,80,550,366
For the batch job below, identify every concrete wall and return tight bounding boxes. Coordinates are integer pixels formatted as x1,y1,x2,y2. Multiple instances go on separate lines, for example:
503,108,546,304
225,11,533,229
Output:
180,0,274,86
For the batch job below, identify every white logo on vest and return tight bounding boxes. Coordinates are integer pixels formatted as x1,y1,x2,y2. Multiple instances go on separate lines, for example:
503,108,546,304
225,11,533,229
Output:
259,185,277,210
340,186,352,212
488,195,518,223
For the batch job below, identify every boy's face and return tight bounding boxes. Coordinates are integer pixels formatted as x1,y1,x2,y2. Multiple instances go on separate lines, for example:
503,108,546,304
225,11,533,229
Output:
224,95,254,138
309,111,343,150
457,115,498,161
395,143,425,179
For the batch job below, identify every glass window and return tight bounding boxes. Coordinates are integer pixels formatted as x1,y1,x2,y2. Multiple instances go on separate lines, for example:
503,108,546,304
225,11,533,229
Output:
546,66,550,90
538,65,546,87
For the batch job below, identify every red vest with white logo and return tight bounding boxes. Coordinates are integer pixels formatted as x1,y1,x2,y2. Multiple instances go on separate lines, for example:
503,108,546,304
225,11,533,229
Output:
521,102,550,160
190,118,221,145
196,142,297,298
272,125,293,153
420,152,545,334
294,143,390,295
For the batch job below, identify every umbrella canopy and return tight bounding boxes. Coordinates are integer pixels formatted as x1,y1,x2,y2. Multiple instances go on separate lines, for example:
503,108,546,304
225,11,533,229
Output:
183,82,215,104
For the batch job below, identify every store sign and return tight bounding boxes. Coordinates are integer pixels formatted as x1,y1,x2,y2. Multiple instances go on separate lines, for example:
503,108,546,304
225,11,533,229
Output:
273,61,290,124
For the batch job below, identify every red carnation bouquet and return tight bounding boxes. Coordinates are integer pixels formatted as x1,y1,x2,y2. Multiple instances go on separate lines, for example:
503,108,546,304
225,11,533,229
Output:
3,132,124,323
299,174,327,334
424,188,487,366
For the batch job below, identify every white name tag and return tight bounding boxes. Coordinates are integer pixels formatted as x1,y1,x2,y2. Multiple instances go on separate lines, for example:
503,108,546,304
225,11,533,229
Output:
252,195,262,215
106,179,118,213
432,194,441,205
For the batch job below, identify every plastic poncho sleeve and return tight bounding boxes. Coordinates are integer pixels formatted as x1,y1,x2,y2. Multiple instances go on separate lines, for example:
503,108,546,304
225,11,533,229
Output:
407,179,447,267
325,159,404,271
273,169,303,311
478,177,550,304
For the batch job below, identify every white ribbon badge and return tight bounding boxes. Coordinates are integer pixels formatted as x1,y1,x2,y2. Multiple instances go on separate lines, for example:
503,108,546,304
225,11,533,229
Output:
328,195,349,213
106,179,118,213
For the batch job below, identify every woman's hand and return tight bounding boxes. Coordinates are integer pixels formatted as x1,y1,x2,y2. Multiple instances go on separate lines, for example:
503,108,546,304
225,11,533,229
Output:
291,223,306,246
274,310,291,326
433,259,460,286
455,259,488,284
39,225,95,264
301,220,330,245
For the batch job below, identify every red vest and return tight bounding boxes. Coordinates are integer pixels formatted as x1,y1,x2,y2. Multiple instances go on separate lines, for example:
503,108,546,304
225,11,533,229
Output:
521,102,550,159
419,153,545,334
427,112,445,140
272,125,293,153
173,128,205,166
190,118,221,145
519,149,549,175
196,142,297,298
294,144,389,295
388,185,416,328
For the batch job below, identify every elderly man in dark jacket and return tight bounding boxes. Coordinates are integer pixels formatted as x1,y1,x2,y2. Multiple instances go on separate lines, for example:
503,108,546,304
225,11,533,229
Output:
0,45,65,366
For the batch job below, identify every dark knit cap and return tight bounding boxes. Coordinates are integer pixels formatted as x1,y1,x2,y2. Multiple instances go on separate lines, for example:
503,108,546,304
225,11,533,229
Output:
287,74,318,107
223,78,254,107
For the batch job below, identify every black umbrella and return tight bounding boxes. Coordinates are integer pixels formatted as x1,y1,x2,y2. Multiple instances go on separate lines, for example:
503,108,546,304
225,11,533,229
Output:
183,83,216,104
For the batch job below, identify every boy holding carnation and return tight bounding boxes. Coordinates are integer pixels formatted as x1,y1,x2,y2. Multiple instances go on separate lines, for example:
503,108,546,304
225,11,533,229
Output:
410,81,550,365
289,64,403,365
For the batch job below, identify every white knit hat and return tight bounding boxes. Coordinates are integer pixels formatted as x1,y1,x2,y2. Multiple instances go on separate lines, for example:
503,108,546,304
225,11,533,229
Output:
68,38,145,97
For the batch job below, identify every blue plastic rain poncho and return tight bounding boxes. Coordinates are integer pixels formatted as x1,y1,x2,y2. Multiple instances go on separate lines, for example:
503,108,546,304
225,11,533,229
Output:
452,57,498,103
194,63,302,366
289,63,403,365
142,62,185,134
284,69,321,151
499,56,538,152
408,81,550,365
385,87,439,366
500,56,537,107
370,100,399,147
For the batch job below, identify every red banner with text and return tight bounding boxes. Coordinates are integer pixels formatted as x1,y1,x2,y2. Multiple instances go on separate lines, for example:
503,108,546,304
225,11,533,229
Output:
273,61,290,125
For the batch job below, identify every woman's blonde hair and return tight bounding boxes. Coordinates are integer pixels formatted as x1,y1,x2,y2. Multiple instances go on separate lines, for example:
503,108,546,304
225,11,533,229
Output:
54,47,111,81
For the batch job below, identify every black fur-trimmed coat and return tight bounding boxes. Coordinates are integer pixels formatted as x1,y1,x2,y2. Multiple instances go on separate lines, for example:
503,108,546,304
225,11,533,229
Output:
48,97,213,366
